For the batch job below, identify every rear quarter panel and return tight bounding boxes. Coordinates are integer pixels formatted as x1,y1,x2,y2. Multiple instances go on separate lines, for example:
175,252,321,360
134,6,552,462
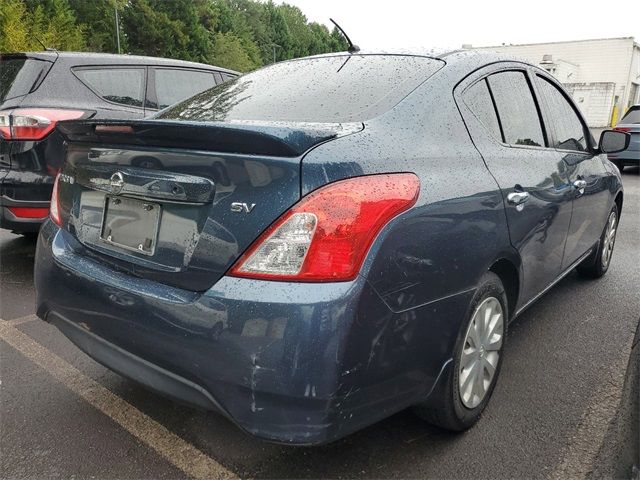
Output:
301,68,513,399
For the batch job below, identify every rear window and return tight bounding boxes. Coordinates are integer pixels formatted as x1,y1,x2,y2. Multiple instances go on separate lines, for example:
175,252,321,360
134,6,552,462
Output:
74,67,145,107
463,79,502,140
0,58,49,102
620,107,640,124
158,55,444,123
154,69,218,109
487,71,545,147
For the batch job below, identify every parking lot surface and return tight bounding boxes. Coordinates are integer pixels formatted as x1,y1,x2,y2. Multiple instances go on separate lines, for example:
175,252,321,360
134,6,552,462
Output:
1,168,639,479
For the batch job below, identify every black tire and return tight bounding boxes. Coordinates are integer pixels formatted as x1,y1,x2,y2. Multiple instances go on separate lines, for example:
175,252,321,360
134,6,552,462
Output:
577,203,619,279
414,272,508,431
17,231,38,241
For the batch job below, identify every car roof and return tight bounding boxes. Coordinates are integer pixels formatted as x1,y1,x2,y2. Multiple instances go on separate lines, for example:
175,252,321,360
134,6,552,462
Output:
259,49,531,74
1,51,238,75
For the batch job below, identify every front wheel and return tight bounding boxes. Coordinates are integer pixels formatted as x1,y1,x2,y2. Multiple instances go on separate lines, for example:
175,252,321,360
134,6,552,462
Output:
414,272,507,431
577,204,619,279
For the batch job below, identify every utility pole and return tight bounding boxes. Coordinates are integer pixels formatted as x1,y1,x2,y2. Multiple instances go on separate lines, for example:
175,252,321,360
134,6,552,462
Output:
114,7,121,54
270,43,281,64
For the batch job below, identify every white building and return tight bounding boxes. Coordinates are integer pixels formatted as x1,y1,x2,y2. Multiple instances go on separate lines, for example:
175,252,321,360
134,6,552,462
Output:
473,37,640,128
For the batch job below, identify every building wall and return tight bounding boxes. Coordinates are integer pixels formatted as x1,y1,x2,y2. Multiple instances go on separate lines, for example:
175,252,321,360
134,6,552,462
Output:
627,45,640,108
475,37,638,127
564,83,615,128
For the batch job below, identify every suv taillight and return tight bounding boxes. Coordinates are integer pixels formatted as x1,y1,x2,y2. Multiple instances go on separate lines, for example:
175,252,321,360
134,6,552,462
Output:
0,108,86,141
229,173,420,282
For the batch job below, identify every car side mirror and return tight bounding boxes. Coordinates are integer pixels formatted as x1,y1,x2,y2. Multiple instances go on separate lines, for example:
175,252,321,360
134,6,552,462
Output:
598,130,630,154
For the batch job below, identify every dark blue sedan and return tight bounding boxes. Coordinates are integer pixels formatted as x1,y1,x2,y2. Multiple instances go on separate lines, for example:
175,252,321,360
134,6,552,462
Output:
35,51,628,445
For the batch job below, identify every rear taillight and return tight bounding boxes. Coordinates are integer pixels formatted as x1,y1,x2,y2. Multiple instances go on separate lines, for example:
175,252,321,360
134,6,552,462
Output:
0,108,86,141
7,207,49,219
614,127,631,133
49,173,62,226
229,173,420,282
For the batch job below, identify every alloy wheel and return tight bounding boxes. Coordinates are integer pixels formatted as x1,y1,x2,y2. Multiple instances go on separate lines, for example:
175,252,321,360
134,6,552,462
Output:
459,297,504,409
601,211,617,268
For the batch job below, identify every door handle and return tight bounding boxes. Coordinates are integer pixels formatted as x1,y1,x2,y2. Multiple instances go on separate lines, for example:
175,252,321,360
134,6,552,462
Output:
507,191,529,206
573,179,587,190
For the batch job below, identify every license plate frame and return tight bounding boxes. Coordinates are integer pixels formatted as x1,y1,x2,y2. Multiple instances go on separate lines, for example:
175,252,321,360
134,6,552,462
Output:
100,196,161,256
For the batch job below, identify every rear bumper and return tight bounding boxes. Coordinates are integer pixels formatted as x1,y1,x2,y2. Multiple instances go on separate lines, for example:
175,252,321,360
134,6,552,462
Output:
0,167,53,232
0,205,46,232
35,221,464,444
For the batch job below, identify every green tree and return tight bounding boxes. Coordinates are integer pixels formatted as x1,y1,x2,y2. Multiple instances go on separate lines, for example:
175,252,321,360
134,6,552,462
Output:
0,0,30,52
1,0,85,52
211,32,259,72
121,0,190,59
2,0,350,70
67,0,128,53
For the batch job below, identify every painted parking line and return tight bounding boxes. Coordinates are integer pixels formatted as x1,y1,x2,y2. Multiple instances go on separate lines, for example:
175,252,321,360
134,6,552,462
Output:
0,319,237,480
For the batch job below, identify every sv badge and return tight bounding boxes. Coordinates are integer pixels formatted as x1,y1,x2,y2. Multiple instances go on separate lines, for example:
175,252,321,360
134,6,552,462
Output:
230,202,256,213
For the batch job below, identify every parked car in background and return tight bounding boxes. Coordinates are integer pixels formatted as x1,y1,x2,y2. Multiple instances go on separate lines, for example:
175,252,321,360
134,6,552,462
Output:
609,104,640,170
0,51,237,234
35,51,628,445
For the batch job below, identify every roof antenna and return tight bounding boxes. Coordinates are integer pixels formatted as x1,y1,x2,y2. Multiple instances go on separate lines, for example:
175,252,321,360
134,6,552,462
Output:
35,36,59,54
330,18,360,54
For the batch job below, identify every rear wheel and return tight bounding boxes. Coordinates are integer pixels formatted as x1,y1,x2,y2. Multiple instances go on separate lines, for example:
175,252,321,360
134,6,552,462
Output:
414,272,507,431
577,204,619,278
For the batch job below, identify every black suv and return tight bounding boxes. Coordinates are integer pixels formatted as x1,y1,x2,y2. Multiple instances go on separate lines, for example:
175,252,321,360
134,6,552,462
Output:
0,51,237,234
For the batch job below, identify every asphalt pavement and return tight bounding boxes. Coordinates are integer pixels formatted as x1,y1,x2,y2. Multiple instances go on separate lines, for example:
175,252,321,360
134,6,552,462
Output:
1,168,639,479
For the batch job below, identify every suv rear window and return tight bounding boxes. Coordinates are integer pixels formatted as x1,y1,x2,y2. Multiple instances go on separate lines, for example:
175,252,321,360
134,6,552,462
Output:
74,68,145,107
158,55,444,123
620,106,640,124
154,69,218,109
0,58,50,102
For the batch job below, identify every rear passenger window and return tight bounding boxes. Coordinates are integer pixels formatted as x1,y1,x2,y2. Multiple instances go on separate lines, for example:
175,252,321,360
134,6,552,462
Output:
463,79,502,141
154,69,216,109
536,76,587,152
75,68,145,107
488,71,545,147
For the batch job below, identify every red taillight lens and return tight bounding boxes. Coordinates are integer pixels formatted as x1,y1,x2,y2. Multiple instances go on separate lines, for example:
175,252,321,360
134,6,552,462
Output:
229,173,420,282
614,127,631,133
0,108,85,141
7,207,50,219
49,173,62,226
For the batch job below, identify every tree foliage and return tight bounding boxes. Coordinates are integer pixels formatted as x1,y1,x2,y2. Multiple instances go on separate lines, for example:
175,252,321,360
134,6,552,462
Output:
0,0,85,52
0,0,349,72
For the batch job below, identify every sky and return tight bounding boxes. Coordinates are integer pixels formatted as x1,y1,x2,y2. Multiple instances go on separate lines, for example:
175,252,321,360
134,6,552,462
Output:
276,0,640,52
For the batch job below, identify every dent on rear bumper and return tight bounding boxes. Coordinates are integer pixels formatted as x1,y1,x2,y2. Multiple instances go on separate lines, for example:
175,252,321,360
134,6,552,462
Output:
35,222,467,444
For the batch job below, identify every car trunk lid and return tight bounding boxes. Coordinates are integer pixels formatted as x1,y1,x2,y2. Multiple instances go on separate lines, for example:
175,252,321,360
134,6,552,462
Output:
56,119,361,291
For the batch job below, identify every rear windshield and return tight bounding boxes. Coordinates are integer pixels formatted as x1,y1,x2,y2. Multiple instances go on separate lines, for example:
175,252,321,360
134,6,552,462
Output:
620,107,640,124
157,55,444,123
0,58,49,102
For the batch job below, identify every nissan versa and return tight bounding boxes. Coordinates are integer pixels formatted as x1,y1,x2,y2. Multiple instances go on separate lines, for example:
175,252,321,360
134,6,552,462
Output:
34,51,629,445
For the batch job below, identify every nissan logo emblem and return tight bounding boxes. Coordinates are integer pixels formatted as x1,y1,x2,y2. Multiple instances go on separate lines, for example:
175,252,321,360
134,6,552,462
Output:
110,172,125,194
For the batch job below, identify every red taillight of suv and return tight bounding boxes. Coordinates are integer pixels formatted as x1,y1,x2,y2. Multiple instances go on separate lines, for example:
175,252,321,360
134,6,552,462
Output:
49,173,63,227
0,108,86,141
7,207,50,219
229,173,420,282
614,127,631,133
